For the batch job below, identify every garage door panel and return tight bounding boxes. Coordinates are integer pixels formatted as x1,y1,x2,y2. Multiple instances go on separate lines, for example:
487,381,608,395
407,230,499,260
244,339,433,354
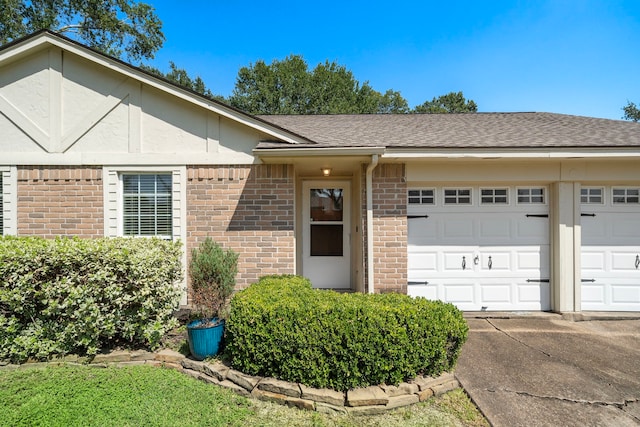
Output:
443,218,474,240
407,250,437,272
481,283,512,304
516,217,548,240
479,219,511,239
519,281,550,306
407,185,550,311
582,281,640,311
443,251,474,272
517,248,549,274
611,283,640,305
611,218,640,240
407,219,436,243
444,283,475,304
611,251,640,271
478,251,511,272
582,283,606,305
582,251,606,271
581,218,607,244
407,284,437,301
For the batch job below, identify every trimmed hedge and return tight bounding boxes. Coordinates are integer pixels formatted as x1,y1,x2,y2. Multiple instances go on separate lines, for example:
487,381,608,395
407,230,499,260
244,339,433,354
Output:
225,275,468,391
0,236,182,362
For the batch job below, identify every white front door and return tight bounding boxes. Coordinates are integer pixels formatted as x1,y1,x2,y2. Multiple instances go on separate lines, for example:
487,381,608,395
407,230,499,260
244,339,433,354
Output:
407,186,551,311
302,181,351,289
581,186,640,311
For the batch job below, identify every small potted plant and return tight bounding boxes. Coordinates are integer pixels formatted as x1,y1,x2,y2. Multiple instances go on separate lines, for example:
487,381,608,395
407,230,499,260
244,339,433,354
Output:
187,237,238,360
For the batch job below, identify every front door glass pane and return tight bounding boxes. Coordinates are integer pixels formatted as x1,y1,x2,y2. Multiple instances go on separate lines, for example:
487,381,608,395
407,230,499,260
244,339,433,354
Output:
310,189,343,221
311,225,343,256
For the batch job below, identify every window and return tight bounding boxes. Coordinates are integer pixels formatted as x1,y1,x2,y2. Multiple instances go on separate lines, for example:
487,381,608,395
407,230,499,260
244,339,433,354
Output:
481,188,508,204
408,189,435,205
122,174,173,238
517,188,545,204
581,187,603,204
613,187,640,204
444,188,471,205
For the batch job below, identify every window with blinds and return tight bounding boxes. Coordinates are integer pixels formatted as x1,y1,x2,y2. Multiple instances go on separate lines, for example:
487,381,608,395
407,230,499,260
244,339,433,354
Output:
122,174,172,238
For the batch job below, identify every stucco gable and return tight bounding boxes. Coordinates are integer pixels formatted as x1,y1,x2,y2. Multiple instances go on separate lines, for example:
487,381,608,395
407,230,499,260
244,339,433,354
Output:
0,31,310,166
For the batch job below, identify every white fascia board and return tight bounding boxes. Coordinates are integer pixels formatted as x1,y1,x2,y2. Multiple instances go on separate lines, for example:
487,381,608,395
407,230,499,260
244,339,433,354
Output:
1,34,307,146
254,147,386,157
383,149,640,160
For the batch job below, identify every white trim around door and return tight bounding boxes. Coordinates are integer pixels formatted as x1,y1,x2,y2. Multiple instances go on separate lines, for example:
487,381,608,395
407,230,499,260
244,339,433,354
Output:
302,180,351,289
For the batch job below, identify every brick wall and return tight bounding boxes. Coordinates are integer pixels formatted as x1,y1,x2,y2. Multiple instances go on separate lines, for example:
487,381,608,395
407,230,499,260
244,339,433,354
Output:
370,163,407,293
186,165,295,294
17,166,104,238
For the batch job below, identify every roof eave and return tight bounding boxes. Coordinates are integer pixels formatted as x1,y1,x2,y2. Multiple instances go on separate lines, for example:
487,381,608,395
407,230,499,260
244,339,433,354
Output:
254,146,386,157
384,147,640,160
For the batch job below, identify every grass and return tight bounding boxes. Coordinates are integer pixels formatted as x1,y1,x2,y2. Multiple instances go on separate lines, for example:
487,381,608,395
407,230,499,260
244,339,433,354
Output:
0,365,488,427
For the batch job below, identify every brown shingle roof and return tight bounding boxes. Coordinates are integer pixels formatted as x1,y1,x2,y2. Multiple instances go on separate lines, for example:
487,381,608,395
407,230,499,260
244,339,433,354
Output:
256,113,640,149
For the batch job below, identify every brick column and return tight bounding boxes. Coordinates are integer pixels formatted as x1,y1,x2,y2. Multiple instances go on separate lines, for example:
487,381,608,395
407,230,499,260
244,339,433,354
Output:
371,164,407,293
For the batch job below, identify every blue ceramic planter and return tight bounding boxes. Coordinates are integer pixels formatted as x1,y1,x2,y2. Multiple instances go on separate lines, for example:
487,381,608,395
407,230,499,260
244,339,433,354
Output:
187,318,225,360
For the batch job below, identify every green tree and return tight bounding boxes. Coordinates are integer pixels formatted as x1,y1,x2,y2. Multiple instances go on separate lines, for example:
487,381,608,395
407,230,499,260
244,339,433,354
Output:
0,0,164,61
228,55,410,114
622,101,640,122
140,62,225,102
413,91,478,113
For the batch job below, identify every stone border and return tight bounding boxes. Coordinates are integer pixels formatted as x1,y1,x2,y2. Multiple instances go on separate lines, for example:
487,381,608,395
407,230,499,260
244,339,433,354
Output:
0,349,460,415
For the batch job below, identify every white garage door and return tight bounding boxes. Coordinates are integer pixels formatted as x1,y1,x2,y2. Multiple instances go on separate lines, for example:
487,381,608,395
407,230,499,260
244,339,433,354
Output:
581,186,640,311
407,186,550,311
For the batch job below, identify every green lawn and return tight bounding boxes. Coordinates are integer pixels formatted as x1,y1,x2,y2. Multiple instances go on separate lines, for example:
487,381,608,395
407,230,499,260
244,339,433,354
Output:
0,365,488,427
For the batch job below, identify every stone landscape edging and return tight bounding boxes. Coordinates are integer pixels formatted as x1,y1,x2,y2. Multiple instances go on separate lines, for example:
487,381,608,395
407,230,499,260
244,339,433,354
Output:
0,349,460,415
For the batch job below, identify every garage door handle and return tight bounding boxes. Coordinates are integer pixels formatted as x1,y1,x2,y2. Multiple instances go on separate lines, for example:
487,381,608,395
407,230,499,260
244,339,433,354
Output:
408,281,429,285
581,213,596,217
488,256,492,270
526,279,550,283
581,279,596,282
462,256,466,270
636,255,639,269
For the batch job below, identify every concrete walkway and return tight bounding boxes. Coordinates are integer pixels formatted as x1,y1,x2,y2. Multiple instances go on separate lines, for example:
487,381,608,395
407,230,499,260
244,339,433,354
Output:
455,314,640,427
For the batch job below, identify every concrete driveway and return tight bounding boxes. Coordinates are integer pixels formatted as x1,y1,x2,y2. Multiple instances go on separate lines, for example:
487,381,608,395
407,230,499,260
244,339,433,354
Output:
455,315,640,427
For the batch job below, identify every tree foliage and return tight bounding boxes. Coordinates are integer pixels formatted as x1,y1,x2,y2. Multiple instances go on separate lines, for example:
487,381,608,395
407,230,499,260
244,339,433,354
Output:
140,62,225,101
413,91,478,113
0,0,164,61
622,101,640,122
228,55,411,114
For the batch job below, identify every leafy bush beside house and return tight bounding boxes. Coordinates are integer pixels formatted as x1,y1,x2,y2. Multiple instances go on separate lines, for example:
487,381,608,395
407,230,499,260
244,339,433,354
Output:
225,275,469,391
0,236,182,363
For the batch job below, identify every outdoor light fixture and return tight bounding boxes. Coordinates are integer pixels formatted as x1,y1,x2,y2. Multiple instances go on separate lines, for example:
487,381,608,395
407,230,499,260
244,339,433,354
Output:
321,168,332,177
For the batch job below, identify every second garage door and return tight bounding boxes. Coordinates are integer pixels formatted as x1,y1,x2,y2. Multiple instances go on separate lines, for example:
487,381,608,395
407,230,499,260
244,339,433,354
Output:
407,186,551,311
581,186,640,311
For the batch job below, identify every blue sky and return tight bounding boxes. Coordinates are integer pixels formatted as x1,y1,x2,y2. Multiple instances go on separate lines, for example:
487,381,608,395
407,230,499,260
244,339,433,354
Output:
147,0,639,119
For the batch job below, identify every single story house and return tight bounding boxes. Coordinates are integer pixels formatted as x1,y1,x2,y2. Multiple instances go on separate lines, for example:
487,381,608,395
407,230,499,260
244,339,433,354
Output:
1,31,639,313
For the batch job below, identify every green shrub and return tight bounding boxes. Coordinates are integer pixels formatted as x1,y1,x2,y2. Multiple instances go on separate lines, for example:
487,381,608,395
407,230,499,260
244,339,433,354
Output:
225,275,468,391
0,236,182,362
189,238,238,322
